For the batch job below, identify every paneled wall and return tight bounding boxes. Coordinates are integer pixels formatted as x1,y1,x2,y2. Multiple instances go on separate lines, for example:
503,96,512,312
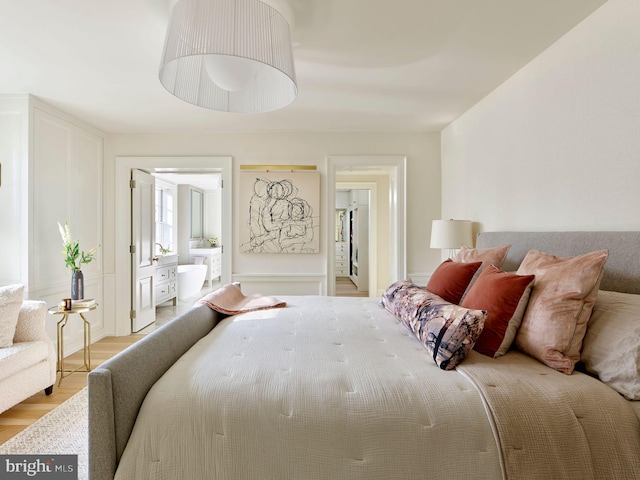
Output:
0,95,106,353
0,96,28,287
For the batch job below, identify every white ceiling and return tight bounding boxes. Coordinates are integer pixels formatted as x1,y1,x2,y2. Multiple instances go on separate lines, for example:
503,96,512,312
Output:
0,0,606,134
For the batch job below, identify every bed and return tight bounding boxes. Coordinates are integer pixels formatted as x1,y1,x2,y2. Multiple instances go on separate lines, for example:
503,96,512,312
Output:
88,231,640,480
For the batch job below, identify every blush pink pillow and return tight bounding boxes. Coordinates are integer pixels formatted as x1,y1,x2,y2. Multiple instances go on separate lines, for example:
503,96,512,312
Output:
515,249,608,374
454,244,510,270
426,259,482,305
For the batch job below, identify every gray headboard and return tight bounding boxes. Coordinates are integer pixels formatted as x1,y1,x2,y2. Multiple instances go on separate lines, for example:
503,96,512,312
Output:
476,231,640,294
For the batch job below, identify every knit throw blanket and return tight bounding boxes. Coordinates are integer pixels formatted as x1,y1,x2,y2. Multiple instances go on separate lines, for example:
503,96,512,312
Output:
198,283,286,315
457,350,640,480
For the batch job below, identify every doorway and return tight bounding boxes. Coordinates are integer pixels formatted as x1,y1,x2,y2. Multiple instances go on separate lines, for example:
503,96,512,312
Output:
114,156,232,336
131,167,226,332
326,156,406,297
335,185,376,296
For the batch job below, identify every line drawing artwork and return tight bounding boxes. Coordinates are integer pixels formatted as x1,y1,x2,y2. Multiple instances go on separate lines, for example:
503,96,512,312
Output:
240,173,320,254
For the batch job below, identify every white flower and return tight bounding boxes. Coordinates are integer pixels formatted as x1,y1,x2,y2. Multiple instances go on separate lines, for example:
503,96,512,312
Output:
58,221,72,246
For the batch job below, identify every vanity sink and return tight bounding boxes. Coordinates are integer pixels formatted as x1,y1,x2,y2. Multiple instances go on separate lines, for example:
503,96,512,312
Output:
188,248,222,286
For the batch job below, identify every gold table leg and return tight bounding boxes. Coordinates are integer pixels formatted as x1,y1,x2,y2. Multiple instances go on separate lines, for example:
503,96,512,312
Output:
56,312,92,386
80,312,91,371
56,314,68,387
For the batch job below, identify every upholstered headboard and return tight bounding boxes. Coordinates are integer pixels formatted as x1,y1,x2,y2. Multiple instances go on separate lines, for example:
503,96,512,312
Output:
476,231,640,294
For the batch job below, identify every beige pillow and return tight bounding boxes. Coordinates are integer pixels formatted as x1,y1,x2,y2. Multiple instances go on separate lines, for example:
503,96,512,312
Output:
454,244,510,269
581,290,640,400
515,249,608,374
0,284,25,347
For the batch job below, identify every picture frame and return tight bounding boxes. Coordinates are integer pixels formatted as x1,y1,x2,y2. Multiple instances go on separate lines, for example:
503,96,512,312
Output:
239,171,320,254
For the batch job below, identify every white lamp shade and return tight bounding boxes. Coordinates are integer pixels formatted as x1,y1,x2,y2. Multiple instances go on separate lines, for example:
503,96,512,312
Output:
430,220,473,249
159,0,297,113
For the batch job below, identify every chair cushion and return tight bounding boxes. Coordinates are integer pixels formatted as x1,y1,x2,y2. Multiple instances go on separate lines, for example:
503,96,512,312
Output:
0,341,50,382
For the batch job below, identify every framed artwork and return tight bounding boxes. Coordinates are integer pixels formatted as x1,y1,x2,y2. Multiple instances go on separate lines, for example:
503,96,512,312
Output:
239,171,320,253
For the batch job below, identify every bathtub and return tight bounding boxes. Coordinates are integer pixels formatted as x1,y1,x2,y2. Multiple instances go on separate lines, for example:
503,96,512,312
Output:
177,264,207,300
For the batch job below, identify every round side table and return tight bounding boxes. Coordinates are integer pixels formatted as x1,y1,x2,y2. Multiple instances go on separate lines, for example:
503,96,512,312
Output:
48,303,98,386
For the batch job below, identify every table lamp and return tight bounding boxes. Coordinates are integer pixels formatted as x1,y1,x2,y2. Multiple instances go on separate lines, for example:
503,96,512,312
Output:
430,219,473,258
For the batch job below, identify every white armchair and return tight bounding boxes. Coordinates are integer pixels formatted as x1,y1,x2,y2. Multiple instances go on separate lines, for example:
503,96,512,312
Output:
0,300,56,413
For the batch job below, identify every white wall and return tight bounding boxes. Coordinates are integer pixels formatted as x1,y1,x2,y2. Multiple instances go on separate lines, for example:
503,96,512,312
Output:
0,95,106,353
204,189,222,241
104,132,440,314
0,96,28,287
177,184,191,263
441,0,640,233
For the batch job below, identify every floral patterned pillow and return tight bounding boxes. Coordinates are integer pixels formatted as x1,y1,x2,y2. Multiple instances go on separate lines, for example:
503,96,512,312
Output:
382,280,487,370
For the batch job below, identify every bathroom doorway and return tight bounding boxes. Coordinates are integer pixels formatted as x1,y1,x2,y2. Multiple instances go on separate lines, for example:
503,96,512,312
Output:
114,156,232,336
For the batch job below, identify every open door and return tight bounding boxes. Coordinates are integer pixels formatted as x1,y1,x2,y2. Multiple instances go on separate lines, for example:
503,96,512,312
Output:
131,169,156,332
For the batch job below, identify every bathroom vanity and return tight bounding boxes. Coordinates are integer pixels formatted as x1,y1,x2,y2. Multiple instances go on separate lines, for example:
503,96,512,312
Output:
154,254,178,306
189,247,222,287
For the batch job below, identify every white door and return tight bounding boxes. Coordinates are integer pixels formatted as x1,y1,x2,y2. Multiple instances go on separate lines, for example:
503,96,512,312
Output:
131,169,156,332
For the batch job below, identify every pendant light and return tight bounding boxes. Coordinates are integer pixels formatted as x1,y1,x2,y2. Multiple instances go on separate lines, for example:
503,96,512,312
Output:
159,0,297,113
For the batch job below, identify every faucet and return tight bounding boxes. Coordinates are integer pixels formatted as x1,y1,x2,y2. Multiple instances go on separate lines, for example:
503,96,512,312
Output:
156,243,169,254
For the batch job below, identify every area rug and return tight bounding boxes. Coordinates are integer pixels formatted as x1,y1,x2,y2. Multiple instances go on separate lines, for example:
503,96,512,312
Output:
0,387,88,480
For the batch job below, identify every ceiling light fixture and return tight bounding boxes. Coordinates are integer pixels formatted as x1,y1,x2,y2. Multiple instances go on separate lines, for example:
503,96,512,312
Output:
159,0,297,113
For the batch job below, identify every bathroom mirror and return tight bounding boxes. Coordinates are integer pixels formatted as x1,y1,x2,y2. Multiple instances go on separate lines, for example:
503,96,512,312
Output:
190,188,203,239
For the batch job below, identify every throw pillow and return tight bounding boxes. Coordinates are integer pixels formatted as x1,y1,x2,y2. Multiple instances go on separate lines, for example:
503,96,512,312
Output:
581,290,640,400
461,265,535,358
454,244,510,270
0,284,25,348
382,280,486,370
426,259,482,304
515,249,608,374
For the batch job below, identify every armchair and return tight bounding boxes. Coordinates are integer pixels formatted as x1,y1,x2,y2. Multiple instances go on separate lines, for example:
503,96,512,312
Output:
0,300,56,413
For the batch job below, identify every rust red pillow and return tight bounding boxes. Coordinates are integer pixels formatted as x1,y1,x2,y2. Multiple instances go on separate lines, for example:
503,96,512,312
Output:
426,259,482,304
461,265,535,358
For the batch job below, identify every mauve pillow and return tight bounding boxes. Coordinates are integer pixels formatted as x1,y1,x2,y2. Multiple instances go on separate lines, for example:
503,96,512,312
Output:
454,244,510,270
515,249,608,374
426,259,482,304
461,265,535,358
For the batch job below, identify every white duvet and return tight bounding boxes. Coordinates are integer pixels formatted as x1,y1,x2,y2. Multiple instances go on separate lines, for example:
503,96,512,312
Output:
116,296,503,480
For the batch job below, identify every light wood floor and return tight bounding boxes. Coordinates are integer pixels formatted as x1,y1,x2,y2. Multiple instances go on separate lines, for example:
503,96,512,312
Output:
0,334,145,445
335,277,369,297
